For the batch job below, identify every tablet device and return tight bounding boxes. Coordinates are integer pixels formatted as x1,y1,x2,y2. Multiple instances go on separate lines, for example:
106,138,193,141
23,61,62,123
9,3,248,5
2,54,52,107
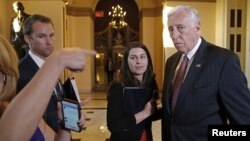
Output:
123,87,153,115
63,77,81,103
61,98,81,132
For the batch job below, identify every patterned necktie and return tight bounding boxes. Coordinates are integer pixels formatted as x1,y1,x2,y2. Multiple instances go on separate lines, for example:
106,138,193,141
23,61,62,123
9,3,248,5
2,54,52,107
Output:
171,55,189,112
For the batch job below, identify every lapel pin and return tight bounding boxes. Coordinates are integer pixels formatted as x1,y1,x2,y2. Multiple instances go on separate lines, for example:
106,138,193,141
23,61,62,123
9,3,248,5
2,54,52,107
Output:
196,64,201,68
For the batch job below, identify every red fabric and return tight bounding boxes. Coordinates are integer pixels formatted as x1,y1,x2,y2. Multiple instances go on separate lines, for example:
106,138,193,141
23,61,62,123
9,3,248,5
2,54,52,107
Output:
140,130,147,141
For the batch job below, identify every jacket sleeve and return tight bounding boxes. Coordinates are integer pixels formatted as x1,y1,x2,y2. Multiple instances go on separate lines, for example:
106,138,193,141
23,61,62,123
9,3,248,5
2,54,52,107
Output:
219,53,250,124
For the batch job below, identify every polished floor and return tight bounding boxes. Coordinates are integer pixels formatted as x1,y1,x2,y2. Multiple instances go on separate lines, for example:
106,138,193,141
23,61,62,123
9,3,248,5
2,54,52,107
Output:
72,92,161,141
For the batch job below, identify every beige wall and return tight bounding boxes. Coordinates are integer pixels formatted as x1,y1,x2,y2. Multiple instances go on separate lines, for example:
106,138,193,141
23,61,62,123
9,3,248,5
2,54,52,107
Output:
140,1,164,91
0,0,8,38
215,0,227,47
141,15,164,91
154,16,164,91
138,0,162,8
66,16,95,92
142,17,155,62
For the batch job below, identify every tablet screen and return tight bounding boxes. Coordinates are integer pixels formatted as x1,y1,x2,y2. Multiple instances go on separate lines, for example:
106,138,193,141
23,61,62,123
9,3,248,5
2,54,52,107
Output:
61,99,81,132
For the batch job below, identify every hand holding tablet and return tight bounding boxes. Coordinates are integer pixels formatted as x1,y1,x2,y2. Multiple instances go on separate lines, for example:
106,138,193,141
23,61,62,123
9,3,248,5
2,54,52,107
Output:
61,99,81,132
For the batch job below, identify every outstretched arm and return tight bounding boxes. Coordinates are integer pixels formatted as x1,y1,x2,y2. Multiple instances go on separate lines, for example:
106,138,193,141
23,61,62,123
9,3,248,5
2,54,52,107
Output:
0,48,96,141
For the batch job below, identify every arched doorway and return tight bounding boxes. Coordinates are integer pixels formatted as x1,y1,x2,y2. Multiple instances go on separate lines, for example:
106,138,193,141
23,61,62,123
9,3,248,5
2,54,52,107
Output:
93,0,139,91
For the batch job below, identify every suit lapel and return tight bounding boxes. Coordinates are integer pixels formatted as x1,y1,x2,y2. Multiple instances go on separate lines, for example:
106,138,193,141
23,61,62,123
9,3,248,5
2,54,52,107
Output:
26,54,40,72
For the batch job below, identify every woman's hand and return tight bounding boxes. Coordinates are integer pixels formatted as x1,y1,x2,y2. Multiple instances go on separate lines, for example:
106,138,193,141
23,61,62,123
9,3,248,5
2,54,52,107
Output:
134,100,153,124
143,100,154,117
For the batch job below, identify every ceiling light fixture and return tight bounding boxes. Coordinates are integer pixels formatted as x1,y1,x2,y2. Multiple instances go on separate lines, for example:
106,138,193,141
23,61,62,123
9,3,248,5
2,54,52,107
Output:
108,4,127,29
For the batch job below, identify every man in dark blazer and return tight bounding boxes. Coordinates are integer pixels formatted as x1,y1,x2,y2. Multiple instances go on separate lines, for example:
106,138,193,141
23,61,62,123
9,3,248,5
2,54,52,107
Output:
161,5,250,141
17,14,63,133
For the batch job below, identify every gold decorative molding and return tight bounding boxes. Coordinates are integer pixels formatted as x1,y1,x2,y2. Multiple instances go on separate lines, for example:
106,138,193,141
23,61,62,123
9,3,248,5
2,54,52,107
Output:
163,0,216,2
155,6,163,16
66,6,93,17
141,6,163,17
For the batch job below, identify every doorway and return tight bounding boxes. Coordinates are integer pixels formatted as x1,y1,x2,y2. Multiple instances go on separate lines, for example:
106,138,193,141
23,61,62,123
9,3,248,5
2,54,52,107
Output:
93,0,139,91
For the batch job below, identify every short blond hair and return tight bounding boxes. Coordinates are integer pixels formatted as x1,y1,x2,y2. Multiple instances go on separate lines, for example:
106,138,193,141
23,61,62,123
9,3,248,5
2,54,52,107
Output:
0,34,19,101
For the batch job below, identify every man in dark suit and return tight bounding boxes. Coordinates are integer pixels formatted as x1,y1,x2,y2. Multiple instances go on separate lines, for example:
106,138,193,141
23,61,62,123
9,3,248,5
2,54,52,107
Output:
161,5,250,141
17,14,63,133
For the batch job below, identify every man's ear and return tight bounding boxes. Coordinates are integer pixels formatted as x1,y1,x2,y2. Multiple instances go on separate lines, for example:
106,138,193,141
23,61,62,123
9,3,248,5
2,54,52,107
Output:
195,22,201,31
24,35,30,44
